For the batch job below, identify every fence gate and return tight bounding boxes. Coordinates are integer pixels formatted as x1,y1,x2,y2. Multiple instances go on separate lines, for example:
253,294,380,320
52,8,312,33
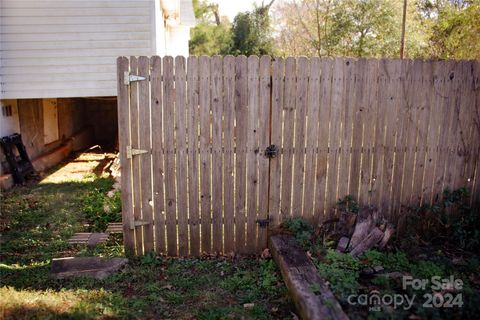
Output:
118,55,273,256
117,56,480,256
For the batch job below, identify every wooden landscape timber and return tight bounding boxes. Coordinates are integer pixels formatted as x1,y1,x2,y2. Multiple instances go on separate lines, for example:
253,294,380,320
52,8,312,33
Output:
269,234,349,320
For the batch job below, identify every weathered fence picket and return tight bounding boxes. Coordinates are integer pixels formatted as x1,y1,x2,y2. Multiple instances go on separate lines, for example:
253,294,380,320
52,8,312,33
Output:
117,55,480,256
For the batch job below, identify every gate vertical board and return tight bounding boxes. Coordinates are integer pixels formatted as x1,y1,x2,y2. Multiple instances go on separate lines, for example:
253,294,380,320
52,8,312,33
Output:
138,56,154,252
199,56,212,254
129,57,143,255
117,56,479,256
116,57,135,256
211,56,224,253
175,56,189,256
223,56,236,253
187,56,200,255
150,56,166,254
257,56,271,250
269,58,285,226
163,56,177,256
234,56,248,254
246,56,260,253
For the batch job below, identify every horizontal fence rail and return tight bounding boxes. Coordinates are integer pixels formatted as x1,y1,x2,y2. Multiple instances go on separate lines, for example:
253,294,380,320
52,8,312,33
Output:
117,56,480,256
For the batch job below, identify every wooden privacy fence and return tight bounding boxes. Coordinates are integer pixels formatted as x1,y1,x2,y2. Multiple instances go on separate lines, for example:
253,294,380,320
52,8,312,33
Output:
117,56,479,256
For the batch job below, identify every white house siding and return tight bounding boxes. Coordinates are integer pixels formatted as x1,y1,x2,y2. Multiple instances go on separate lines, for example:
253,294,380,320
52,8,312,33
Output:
0,0,157,99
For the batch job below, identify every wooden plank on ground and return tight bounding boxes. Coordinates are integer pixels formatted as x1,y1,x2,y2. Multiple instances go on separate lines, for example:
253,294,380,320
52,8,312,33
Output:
314,58,333,224
150,56,166,254
163,56,177,256
223,55,236,253
211,55,224,254
187,56,200,256
281,57,296,220
175,56,189,256
257,55,271,250
246,55,260,253
138,56,154,253
199,56,212,254
116,56,135,256
234,56,248,253
269,235,348,320
303,57,321,222
292,57,309,218
269,58,285,226
129,56,143,255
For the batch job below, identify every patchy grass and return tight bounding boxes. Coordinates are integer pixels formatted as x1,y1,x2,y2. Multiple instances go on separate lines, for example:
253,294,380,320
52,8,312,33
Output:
0,153,293,319
1,254,292,319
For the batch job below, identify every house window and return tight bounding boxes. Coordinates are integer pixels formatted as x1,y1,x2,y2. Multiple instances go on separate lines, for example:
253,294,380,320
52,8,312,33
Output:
0,100,20,138
2,104,13,117
42,99,59,145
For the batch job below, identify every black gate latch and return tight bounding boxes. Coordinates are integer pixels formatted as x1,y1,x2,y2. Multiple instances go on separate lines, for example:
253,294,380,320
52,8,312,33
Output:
264,145,279,159
256,217,271,228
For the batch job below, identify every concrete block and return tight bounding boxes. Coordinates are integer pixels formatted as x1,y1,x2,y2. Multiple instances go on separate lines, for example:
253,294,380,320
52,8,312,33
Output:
51,257,128,280
0,174,14,190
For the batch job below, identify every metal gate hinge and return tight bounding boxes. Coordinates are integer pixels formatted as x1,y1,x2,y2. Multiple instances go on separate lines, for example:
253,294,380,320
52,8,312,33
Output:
256,217,271,228
126,145,148,159
124,72,147,85
130,218,150,230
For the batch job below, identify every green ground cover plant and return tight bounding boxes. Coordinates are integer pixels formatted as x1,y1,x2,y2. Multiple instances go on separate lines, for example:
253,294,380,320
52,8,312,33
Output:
282,191,480,319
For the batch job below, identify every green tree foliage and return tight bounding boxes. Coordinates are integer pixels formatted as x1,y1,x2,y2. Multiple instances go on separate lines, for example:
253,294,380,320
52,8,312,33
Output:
273,0,428,58
189,0,232,55
273,0,478,59
228,1,277,56
420,0,480,59
189,0,477,59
